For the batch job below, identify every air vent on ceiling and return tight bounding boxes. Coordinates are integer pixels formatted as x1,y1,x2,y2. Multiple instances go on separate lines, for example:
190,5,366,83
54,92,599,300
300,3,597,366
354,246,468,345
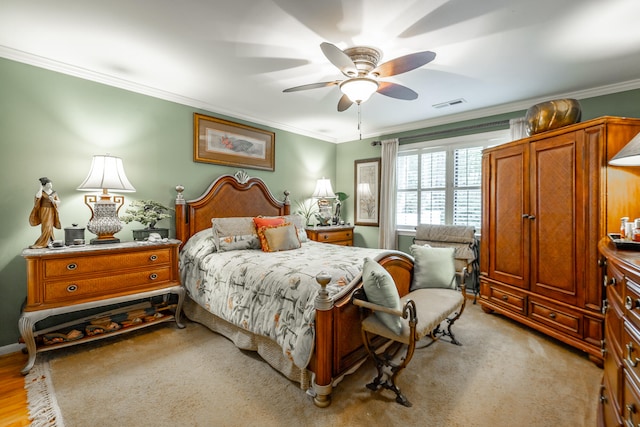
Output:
432,98,467,109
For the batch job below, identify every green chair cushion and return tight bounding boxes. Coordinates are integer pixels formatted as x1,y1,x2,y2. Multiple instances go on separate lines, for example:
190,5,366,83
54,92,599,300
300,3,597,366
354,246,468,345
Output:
362,257,402,334
410,245,456,290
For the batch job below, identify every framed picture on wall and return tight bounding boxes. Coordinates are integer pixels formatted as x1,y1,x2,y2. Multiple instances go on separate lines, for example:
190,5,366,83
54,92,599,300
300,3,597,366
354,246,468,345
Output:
193,113,275,171
354,158,381,226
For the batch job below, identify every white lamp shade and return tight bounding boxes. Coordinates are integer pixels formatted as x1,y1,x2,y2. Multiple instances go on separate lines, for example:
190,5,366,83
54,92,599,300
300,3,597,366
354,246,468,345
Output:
77,155,136,192
610,132,640,166
340,78,379,103
312,178,336,199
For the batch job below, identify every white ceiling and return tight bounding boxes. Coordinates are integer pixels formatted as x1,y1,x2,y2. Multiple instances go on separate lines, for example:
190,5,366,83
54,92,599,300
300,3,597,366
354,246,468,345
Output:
1,0,640,143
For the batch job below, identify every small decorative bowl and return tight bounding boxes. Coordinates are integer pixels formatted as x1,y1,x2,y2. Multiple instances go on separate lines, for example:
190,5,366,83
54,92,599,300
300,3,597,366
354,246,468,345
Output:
525,98,582,136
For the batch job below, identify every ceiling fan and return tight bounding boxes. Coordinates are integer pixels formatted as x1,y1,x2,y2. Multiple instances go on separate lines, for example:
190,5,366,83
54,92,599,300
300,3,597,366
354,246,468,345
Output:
283,42,436,112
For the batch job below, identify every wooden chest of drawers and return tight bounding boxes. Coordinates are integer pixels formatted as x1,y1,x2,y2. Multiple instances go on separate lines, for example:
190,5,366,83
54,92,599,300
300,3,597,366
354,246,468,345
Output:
598,237,640,426
19,240,185,374
23,241,180,311
305,225,354,246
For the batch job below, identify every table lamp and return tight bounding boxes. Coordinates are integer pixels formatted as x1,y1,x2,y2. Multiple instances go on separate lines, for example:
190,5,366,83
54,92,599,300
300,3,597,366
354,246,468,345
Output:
312,178,335,226
77,154,136,244
610,132,640,166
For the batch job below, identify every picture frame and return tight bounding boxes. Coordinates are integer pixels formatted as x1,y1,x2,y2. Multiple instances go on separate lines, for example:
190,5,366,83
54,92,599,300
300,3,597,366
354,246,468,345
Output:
354,158,381,226
194,113,275,171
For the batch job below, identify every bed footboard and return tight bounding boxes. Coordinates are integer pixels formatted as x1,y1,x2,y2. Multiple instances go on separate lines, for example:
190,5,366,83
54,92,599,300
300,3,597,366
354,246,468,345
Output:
310,252,414,407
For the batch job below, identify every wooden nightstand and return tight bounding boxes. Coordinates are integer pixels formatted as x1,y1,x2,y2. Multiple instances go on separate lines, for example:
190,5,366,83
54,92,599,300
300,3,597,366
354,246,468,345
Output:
306,224,354,246
19,240,184,374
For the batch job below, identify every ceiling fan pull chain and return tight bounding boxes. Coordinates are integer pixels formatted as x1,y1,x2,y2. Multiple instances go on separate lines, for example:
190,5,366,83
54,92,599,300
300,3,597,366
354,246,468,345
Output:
358,102,362,140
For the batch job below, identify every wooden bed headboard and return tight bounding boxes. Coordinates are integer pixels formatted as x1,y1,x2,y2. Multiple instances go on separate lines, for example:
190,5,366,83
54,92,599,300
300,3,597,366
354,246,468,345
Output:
175,171,290,246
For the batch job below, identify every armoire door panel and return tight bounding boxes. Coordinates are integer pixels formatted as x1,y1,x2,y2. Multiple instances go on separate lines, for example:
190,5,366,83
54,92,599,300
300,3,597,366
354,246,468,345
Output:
489,143,529,289
529,134,581,305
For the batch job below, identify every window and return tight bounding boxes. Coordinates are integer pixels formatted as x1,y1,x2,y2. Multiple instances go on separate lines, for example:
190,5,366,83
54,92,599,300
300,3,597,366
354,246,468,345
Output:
396,130,509,231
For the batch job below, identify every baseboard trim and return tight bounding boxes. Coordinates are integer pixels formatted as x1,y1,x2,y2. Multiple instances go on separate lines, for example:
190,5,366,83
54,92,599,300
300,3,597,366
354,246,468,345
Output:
0,343,25,356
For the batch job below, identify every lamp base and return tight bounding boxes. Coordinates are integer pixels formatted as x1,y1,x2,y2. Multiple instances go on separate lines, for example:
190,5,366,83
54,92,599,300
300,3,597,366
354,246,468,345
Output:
90,236,120,245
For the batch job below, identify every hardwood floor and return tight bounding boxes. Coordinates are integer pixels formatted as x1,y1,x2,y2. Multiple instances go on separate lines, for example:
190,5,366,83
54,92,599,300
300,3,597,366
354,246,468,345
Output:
0,351,30,426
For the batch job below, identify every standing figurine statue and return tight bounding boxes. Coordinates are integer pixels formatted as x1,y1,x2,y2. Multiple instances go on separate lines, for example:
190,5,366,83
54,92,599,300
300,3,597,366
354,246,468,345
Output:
28,177,61,248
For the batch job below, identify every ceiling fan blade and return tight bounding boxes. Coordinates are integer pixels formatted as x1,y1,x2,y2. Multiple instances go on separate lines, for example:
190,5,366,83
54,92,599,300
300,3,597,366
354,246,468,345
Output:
377,82,419,100
320,42,358,77
337,94,354,112
372,51,436,77
283,81,340,93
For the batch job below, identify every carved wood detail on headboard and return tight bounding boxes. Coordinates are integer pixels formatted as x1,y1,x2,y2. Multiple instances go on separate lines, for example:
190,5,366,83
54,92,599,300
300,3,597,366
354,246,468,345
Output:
175,171,290,246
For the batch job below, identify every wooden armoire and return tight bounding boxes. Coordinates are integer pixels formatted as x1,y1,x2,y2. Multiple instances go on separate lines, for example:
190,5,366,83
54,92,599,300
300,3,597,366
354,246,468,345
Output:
479,116,640,365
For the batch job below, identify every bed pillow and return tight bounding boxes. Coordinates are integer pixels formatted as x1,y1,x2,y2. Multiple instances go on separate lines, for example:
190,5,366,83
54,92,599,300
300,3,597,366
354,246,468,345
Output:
257,223,301,252
218,234,261,252
180,228,217,259
283,214,308,243
362,257,402,334
211,217,258,251
253,216,286,229
410,244,457,290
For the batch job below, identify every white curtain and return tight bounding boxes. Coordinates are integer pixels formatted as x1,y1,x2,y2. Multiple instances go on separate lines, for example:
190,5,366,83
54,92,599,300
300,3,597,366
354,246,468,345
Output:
378,138,399,249
510,117,528,140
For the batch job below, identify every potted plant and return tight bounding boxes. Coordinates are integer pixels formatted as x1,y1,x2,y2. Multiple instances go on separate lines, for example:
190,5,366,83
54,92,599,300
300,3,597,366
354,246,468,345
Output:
120,200,172,241
295,199,318,226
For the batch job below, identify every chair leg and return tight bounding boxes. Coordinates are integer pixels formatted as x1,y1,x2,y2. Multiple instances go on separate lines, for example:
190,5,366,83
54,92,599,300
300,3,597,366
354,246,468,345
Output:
361,329,415,407
432,298,466,346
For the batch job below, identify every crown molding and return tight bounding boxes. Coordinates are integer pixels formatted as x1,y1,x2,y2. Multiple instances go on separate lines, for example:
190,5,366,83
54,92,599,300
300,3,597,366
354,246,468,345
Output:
3,46,639,145
0,46,338,143
354,79,640,143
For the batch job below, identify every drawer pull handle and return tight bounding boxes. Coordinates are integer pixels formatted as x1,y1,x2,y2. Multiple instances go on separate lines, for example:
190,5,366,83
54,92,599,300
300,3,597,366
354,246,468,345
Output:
626,296,640,311
549,312,556,319
607,277,616,287
599,385,607,404
149,273,158,280
626,342,640,367
66,284,78,292
626,403,637,427
67,263,78,271
323,235,329,240
501,295,508,301
149,255,158,261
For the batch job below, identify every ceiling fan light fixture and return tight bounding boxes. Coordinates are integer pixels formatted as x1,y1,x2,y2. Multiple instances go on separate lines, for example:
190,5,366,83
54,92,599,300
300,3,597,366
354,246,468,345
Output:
339,78,379,103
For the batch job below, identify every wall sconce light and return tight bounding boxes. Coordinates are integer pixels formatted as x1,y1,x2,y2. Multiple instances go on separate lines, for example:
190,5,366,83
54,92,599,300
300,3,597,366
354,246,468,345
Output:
610,132,640,166
312,177,336,226
77,154,135,244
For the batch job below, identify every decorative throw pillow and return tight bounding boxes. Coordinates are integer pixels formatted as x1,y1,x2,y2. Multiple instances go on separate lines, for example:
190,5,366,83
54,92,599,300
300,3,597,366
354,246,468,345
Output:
211,217,257,250
253,216,286,229
258,223,301,252
410,244,456,290
362,257,402,334
218,234,261,252
283,214,308,243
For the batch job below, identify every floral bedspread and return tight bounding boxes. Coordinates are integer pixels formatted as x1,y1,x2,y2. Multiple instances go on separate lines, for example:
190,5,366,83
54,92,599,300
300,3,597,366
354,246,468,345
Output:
179,230,396,369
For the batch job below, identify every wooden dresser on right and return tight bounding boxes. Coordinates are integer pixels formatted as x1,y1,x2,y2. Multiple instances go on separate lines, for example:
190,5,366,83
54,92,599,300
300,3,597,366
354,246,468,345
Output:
598,238,640,426
479,116,640,368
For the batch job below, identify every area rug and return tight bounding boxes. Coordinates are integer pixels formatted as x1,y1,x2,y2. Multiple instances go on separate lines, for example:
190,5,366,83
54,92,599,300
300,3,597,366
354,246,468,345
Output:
27,303,601,427
25,357,65,426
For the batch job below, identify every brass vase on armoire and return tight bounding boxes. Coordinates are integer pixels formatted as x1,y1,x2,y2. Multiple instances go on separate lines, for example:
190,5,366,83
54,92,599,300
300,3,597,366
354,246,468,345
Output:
479,116,640,370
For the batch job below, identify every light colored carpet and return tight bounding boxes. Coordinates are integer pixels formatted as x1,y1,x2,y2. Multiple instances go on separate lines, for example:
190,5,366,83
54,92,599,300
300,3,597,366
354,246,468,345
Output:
33,303,601,427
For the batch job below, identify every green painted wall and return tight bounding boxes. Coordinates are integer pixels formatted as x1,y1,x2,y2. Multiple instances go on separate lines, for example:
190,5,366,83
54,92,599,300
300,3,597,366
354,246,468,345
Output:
0,58,336,347
336,89,640,250
1,54,639,349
